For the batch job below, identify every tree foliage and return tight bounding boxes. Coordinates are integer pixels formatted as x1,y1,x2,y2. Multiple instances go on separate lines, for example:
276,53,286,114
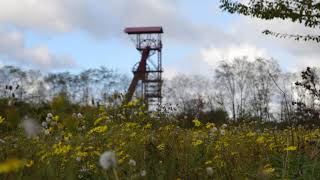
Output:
220,0,320,42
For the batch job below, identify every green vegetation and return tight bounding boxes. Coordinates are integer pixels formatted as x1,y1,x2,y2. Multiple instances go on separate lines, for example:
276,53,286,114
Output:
1,95,320,179
220,0,320,42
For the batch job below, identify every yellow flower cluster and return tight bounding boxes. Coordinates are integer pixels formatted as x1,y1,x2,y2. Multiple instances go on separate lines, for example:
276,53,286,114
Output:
0,116,4,124
284,146,297,151
205,122,215,129
262,164,275,174
192,139,203,146
192,119,202,127
87,125,108,135
157,143,165,151
53,142,72,155
143,123,152,129
0,158,25,173
2,103,320,179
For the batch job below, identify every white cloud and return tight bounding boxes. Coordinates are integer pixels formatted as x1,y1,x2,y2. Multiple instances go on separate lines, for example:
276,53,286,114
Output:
0,0,232,70
0,0,70,32
0,0,228,44
164,52,214,79
0,0,318,72
287,55,320,72
0,29,75,69
201,43,268,69
227,16,320,72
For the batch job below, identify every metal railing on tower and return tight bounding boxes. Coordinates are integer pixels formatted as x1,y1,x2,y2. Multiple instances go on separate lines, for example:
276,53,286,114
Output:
123,26,164,111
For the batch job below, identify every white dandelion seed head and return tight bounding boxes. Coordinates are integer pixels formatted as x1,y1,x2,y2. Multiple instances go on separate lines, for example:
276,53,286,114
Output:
140,170,146,177
46,117,51,123
7,99,13,106
44,129,50,135
76,157,81,162
47,113,53,118
210,127,218,133
0,138,6,144
41,121,48,128
21,118,40,138
206,167,214,176
99,151,117,170
128,159,136,166
77,113,83,119
80,167,88,172
221,124,227,128
220,129,226,136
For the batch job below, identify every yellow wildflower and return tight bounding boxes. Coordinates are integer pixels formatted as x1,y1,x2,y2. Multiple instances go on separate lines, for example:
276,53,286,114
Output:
284,146,297,151
64,132,72,141
130,132,137,137
157,143,165,151
192,119,202,127
246,131,256,137
76,151,88,158
268,143,276,150
192,139,203,146
205,160,212,165
57,123,64,129
53,142,72,155
93,151,101,156
206,122,215,129
88,125,108,135
164,125,174,131
0,116,4,124
262,164,275,174
52,115,59,122
125,122,139,129
0,158,25,173
25,160,34,168
231,152,239,156
127,101,134,107
87,163,96,170
117,150,125,156
94,116,106,126
143,123,152,129
118,157,125,165
256,136,265,144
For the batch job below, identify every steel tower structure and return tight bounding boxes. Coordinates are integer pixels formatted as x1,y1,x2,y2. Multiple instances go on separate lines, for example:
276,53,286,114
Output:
124,26,163,111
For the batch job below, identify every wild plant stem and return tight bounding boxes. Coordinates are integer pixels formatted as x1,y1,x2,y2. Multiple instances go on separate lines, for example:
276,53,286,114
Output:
113,168,120,180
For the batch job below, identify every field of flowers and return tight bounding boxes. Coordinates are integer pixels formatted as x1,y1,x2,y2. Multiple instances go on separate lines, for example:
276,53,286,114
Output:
1,99,320,179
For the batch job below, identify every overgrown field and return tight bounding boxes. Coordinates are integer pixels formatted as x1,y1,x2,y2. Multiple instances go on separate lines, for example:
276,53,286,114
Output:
1,99,320,179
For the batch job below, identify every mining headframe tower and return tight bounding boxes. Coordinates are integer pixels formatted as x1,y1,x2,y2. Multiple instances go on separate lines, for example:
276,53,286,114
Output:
124,26,163,111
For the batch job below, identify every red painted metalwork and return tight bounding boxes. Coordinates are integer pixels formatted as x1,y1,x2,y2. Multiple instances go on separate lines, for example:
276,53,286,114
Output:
124,27,163,34
125,47,150,102
124,26,163,111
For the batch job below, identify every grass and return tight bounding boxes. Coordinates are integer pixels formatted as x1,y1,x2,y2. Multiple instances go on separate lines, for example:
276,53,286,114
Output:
1,99,320,179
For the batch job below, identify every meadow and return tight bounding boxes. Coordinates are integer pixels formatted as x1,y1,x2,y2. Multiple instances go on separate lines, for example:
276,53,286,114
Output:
1,97,320,180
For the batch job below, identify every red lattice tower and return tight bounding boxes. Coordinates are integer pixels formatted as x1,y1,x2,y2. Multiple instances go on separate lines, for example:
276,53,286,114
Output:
124,26,163,111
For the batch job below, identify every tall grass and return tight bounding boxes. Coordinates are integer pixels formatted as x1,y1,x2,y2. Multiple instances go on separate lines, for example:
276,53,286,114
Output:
1,99,320,179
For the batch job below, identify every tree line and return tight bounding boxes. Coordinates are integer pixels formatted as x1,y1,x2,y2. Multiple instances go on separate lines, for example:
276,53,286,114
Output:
1,56,318,124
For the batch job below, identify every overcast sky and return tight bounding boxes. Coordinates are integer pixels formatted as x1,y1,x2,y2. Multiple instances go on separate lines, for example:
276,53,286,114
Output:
0,0,319,77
